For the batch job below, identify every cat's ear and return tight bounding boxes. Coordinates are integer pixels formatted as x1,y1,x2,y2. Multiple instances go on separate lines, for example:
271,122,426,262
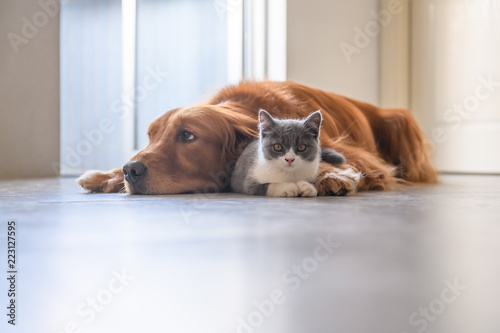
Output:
303,110,323,137
258,109,276,131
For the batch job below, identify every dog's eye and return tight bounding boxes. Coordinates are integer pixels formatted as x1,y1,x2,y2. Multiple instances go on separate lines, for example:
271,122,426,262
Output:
179,130,196,142
274,144,283,152
298,144,306,152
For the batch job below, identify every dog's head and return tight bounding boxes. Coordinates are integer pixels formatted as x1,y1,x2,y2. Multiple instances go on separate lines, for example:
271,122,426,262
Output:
123,105,258,194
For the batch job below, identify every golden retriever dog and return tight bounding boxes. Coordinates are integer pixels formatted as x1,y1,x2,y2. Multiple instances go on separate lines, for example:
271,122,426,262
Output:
77,81,437,195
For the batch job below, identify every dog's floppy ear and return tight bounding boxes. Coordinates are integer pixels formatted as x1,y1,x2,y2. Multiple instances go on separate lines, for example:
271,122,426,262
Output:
229,112,259,139
224,112,259,162
208,107,259,165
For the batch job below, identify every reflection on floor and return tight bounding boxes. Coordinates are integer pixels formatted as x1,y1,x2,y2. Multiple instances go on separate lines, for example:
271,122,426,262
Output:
0,175,499,333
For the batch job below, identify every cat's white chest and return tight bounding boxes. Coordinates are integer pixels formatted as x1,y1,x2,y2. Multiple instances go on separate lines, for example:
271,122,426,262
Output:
252,156,319,184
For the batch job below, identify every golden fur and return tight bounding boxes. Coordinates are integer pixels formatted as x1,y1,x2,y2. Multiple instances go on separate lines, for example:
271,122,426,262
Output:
77,81,437,195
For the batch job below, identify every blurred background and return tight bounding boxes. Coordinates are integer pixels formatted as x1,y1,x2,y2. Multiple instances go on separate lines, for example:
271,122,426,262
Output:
1,0,499,178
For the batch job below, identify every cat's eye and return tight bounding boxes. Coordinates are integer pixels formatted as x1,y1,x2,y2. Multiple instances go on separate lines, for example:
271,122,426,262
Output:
274,144,283,151
179,130,196,142
298,144,306,152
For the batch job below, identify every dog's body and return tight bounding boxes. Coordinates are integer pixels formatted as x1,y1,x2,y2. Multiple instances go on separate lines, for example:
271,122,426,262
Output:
77,81,437,195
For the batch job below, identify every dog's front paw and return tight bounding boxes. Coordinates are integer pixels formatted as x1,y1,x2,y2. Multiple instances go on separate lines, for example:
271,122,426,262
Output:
315,166,362,196
267,183,300,197
296,181,317,197
76,168,125,193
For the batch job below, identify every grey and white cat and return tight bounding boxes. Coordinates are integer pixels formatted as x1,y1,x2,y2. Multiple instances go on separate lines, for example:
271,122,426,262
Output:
231,109,345,197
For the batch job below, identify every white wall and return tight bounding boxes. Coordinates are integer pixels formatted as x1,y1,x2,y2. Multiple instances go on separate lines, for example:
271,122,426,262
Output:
287,0,380,105
0,0,60,179
412,0,500,173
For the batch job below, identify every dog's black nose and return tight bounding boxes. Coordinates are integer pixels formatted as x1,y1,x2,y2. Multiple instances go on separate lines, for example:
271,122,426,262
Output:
123,161,147,183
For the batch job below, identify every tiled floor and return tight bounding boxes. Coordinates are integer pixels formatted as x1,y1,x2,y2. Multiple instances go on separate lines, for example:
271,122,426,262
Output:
1,175,500,333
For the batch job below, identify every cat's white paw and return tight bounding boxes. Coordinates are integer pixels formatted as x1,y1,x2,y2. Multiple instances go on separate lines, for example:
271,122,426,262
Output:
267,183,300,197
296,181,317,197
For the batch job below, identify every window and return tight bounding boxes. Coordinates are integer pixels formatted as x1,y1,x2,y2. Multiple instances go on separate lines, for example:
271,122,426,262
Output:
60,0,285,174
134,0,233,149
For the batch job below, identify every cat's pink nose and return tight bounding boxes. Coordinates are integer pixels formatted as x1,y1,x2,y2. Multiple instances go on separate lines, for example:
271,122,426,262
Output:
285,158,295,165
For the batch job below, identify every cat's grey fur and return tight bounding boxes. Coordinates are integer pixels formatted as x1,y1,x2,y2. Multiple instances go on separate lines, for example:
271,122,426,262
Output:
231,109,345,197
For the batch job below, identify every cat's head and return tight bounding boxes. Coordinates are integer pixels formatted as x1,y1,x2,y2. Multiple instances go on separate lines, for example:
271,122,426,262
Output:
258,109,322,171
